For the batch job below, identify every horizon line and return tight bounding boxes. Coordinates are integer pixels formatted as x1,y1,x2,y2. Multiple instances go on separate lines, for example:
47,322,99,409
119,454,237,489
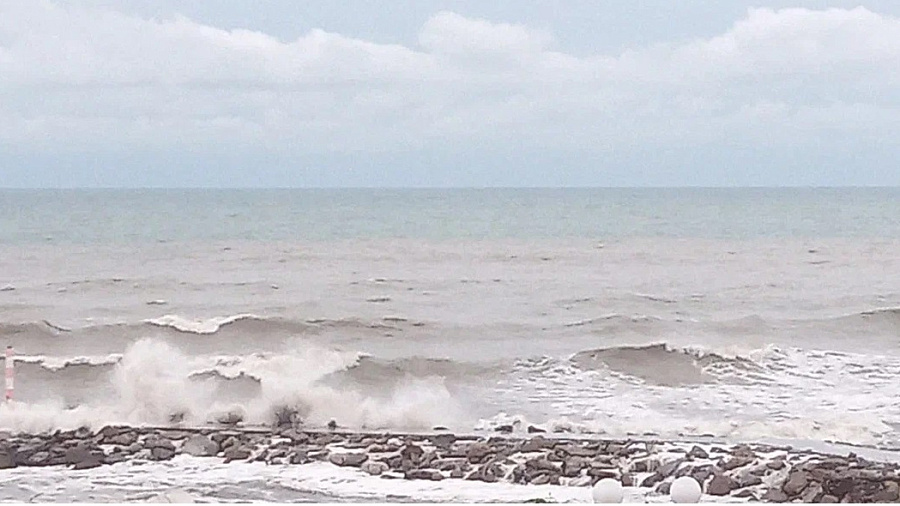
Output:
2,185,899,191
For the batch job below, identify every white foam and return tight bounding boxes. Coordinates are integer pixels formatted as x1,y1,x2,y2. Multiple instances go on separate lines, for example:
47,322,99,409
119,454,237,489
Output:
143,314,260,334
1,338,464,433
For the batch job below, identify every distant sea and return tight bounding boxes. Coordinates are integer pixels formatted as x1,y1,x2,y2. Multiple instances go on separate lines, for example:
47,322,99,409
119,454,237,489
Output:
1,187,900,501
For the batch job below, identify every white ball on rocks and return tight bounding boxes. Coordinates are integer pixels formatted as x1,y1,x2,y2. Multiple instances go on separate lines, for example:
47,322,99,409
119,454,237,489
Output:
591,478,624,503
671,476,702,503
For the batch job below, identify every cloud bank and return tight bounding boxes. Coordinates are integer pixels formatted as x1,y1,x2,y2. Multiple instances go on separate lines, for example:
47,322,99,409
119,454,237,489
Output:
1,1,898,186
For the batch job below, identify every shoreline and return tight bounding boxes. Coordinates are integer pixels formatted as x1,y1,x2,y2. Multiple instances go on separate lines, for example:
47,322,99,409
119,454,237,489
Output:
2,425,900,502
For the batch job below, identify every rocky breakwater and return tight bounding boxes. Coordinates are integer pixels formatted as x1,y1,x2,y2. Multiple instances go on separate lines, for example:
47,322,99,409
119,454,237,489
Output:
1,426,899,503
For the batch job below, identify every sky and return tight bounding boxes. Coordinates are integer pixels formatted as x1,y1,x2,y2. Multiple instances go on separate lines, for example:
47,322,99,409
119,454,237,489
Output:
1,1,899,188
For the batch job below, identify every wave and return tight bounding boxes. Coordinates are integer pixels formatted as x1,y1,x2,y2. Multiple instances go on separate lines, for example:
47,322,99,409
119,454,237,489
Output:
0,339,471,433
569,343,769,385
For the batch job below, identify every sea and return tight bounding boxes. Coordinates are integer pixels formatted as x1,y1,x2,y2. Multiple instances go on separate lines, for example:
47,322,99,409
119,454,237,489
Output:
1,187,900,502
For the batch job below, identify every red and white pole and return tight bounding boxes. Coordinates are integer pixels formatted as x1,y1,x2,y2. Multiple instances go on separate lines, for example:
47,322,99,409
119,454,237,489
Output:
5,346,13,402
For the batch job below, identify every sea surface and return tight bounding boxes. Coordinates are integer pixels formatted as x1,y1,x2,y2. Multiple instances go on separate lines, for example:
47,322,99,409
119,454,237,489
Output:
1,187,900,502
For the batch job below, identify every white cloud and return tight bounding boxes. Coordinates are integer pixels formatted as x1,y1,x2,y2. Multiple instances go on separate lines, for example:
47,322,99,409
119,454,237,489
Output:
0,1,898,164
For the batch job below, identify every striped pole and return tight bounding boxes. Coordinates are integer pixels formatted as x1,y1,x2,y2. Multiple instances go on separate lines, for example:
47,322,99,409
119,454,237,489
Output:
5,346,13,402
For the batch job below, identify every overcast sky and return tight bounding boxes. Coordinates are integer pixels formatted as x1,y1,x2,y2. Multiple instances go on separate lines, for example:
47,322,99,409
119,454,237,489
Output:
2,0,899,188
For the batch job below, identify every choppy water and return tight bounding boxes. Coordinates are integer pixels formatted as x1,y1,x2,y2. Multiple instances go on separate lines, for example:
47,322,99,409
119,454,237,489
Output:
2,188,900,501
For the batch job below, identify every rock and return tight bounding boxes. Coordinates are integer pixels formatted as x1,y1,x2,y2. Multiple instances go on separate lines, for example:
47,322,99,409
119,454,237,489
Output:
107,433,138,446
722,456,753,471
400,444,424,464
737,472,763,488
762,488,789,503
0,446,20,470
72,457,103,470
143,435,175,451
430,434,455,449
289,450,310,465
875,481,900,502
520,436,553,453
494,425,514,434
181,435,219,457
687,446,709,459
707,475,737,496
209,431,241,445
733,489,758,499
658,458,686,477
562,456,588,477
362,461,389,476
329,452,368,467
820,494,839,503
531,473,550,486
223,446,251,463
766,457,786,470
26,451,50,466
527,425,546,434
218,412,244,425
782,470,809,496
801,482,824,503
103,453,127,465
64,444,93,465
824,477,854,498
640,472,665,488
405,469,444,481
465,442,493,463
587,467,618,480
151,447,176,461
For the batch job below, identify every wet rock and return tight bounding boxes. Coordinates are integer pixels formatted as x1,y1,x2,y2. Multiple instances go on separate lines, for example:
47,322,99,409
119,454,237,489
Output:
766,457,786,470
707,474,737,496
531,473,550,486
722,456,754,471
733,489,758,500
400,444,424,464
210,431,241,445
143,435,175,452
72,457,103,470
430,434,455,449
874,481,900,502
737,471,763,488
363,461,389,476
587,467,618,480
820,494,839,503
289,450,310,465
762,488,789,503
562,456,588,477
658,458,685,477
150,447,176,461
25,451,50,466
329,452,368,467
103,453,127,465
465,442,493,464
223,446,251,463
181,435,219,457
801,482,824,503
687,445,709,459
494,425,514,434
107,433,138,447
640,472,664,488
527,425,546,434
405,469,444,481
782,470,809,496
64,444,94,465
655,482,671,495
520,436,553,453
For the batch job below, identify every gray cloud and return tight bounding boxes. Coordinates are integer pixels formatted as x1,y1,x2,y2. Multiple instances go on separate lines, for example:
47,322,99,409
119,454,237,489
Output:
1,1,899,187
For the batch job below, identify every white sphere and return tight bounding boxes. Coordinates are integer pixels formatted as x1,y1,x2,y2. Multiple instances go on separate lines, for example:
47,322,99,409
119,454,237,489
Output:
670,476,702,503
591,478,624,503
